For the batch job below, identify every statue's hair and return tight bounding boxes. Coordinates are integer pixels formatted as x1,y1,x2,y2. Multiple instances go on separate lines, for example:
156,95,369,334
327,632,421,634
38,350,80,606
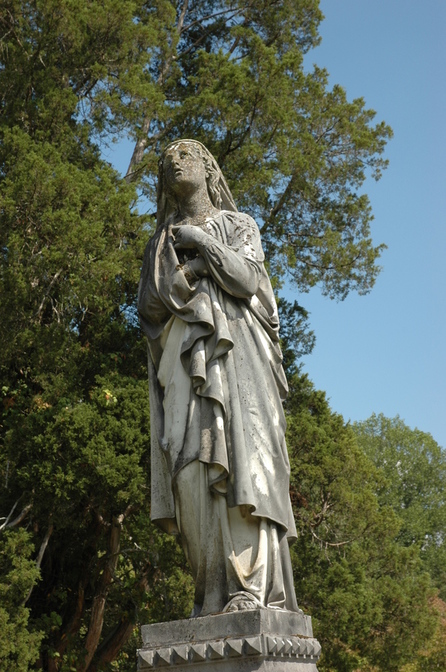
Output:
156,139,237,228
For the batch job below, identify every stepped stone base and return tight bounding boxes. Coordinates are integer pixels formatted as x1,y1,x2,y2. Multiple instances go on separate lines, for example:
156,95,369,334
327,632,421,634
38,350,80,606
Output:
138,609,320,671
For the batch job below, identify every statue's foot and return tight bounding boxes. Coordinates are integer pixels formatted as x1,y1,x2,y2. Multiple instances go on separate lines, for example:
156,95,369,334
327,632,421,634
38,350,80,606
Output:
223,592,261,613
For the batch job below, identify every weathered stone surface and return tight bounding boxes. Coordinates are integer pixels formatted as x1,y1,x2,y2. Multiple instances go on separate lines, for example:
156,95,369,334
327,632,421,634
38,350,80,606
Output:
137,139,322,671
141,609,313,648
189,644,206,663
138,609,320,671
226,638,244,657
138,140,300,617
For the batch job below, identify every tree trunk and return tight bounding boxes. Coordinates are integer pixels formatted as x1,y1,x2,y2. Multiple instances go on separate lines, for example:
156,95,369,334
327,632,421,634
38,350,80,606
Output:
79,514,124,672
125,0,190,181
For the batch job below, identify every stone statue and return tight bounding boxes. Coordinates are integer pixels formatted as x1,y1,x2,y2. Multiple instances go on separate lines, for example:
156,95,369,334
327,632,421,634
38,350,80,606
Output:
138,140,299,617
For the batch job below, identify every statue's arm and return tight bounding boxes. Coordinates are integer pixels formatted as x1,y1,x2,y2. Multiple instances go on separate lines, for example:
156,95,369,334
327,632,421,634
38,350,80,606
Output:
200,239,261,298
173,216,263,298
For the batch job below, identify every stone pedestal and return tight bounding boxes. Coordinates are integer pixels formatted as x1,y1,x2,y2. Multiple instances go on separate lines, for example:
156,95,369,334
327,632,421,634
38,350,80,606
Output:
138,609,321,671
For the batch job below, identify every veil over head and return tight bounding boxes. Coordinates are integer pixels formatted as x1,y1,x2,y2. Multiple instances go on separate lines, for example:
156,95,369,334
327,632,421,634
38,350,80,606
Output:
156,139,237,228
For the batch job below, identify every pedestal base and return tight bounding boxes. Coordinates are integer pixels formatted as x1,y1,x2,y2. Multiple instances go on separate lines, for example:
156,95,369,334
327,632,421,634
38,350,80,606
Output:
138,609,320,671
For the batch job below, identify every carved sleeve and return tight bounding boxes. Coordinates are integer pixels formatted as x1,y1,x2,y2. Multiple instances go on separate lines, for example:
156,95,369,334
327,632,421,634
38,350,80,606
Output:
198,214,264,298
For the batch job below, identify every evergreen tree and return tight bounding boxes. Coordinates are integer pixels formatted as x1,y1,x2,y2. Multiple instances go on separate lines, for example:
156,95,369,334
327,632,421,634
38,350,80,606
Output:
0,529,43,671
352,416,446,671
286,377,438,672
0,2,410,670
353,415,446,600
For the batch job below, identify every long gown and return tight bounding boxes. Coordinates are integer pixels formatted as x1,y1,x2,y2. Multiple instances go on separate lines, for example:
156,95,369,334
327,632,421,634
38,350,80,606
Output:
138,209,299,615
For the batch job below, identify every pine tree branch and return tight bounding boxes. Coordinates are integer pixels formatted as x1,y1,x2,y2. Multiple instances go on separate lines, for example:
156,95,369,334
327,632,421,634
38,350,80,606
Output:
310,529,354,548
35,521,53,569
23,520,54,605
87,560,154,672
180,5,250,36
55,578,88,662
176,7,248,61
79,509,132,672
125,2,252,181
125,117,152,182
125,0,190,181
266,173,299,227
177,0,189,34
0,501,32,531
35,268,63,321
87,620,135,672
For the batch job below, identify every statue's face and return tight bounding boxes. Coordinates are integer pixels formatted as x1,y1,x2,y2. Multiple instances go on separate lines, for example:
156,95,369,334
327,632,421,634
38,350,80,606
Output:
163,143,207,196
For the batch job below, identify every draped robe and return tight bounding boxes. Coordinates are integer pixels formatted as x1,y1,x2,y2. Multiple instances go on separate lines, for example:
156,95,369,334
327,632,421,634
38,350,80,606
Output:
138,210,299,615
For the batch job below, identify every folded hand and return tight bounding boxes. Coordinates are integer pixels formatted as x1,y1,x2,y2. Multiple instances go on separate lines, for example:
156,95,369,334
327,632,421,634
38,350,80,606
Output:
184,256,209,279
171,224,207,250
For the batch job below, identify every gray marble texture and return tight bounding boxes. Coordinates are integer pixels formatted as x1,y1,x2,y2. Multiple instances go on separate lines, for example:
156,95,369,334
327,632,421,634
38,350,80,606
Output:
138,140,300,617
138,609,320,672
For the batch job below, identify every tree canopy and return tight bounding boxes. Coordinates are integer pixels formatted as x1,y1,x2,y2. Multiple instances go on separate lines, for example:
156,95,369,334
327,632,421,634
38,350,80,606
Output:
1,0,391,299
285,379,439,672
353,415,446,671
353,415,446,601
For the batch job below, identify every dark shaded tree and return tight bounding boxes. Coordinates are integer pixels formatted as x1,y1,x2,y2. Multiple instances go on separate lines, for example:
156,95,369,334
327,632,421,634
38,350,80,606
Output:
0,1,396,670
286,377,438,672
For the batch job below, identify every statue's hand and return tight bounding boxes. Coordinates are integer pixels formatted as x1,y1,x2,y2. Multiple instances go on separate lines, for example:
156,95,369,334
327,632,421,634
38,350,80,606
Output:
183,256,209,280
172,224,207,250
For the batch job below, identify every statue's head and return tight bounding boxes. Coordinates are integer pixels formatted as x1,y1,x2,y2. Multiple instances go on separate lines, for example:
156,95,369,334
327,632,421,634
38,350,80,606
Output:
157,140,237,227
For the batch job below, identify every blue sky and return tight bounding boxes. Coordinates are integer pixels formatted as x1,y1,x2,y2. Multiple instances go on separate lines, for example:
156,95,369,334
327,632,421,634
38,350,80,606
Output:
110,1,445,448
296,0,446,447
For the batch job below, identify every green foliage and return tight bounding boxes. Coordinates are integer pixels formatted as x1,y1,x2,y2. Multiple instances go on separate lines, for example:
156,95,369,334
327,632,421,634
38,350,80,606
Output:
0,112,152,668
277,297,316,376
0,529,43,671
0,17,153,663
353,414,446,600
0,2,419,671
286,376,438,672
0,0,391,299
403,597,446,672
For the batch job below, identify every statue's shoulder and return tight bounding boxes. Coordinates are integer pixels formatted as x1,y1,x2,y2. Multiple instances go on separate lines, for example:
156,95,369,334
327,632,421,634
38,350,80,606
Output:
219,210,259,233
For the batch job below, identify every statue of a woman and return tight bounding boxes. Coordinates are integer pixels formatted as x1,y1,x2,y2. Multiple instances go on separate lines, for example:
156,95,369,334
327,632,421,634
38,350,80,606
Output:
138,140,299,617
